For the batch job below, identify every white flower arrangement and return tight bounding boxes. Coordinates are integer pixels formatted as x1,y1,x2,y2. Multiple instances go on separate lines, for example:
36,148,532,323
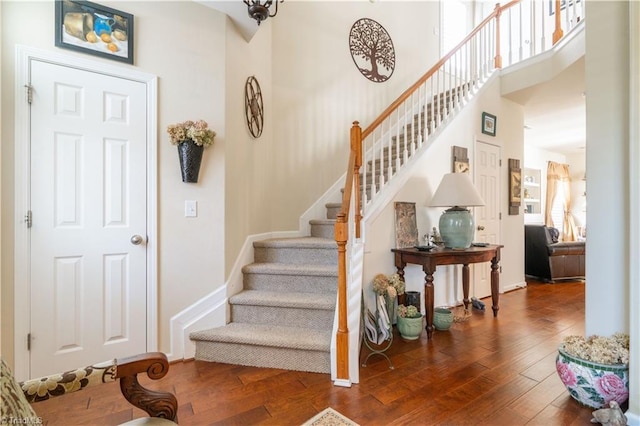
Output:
562,333,630,365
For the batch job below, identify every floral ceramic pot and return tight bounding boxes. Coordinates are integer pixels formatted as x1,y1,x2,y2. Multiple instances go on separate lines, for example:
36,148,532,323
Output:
397,315,423,340
556,344,629,409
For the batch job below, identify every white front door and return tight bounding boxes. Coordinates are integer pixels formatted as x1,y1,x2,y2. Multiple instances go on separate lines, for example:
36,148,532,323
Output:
29,60,148,377
473,141,501,298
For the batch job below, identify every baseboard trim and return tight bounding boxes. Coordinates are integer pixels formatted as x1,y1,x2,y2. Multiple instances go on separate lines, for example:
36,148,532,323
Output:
167,230,302,361
503,281,527,293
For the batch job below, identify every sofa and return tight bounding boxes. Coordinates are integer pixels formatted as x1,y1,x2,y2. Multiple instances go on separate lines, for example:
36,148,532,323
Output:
524,224,585,282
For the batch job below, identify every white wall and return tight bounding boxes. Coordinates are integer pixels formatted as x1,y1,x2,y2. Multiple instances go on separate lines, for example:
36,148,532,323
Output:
584,1,629,337
363,76,525,311
270,1,441,231
585,2,636,420
1,1,226,366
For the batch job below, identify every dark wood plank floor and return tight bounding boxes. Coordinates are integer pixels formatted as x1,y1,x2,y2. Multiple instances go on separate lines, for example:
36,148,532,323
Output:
33,280,594,425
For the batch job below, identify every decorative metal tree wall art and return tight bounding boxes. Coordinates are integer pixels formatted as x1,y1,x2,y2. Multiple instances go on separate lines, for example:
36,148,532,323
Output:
244,76,264,138
349,18,395,83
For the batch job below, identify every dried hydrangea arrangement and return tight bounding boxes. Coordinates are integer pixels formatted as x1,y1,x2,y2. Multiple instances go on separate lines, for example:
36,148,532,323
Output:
397,304,421,318
562,333,630,365
167,120,216,147
372,273,405,299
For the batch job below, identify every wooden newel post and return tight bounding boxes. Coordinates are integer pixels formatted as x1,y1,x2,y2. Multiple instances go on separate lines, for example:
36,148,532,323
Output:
494,3,503,69
351,121,363,239
335,215,349,381
552,0,564,44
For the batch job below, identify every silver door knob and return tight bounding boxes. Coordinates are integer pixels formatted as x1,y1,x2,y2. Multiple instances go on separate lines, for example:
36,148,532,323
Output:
130,235,144,245
477,226,485,231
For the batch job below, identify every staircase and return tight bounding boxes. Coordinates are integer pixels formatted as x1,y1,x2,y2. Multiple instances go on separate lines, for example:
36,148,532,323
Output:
190,202,341,373
190,1,582,381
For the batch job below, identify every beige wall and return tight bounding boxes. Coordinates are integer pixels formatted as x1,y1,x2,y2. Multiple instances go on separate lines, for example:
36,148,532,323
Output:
1,1,226,366
224,17,274,274
269,1,441,230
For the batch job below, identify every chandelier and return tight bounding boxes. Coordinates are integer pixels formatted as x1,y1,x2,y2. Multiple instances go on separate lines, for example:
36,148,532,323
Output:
244,0,283,25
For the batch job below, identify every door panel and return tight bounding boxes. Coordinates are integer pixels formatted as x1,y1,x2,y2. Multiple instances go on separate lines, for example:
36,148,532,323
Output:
29,60,147,377
473,142,501,298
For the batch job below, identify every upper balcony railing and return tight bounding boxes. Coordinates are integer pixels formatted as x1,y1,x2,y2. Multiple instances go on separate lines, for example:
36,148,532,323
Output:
333,0,585,383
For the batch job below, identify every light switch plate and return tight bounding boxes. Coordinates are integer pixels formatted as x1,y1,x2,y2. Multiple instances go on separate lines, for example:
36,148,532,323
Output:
185,200,197,217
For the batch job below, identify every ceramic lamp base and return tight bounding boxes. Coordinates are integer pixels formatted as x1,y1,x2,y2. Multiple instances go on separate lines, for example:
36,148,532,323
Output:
439,207,474,249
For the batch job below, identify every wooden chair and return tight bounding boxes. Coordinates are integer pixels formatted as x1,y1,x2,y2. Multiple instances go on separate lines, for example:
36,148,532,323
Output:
1,352,178,425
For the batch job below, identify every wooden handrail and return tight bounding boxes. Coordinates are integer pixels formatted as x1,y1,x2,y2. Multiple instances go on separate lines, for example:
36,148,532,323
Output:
362,0,521,139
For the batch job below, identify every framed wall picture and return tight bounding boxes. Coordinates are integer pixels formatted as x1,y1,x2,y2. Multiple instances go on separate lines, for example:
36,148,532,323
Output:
452,146,469,173
394,202,419,248
481,112,497,137
508,158,522,215
55,0,134,64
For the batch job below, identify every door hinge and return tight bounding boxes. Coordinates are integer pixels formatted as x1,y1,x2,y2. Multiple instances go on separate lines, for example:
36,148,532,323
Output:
25,210,33,228
27,333,31,351
499,212,502,220
499,159,502,167
25,84,33,104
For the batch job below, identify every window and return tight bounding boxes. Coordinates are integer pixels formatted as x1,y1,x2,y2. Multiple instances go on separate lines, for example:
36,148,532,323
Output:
441,0,471,56
550,183,565,236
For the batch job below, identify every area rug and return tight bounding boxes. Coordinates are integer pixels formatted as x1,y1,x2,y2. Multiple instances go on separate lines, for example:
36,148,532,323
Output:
302,407,359,426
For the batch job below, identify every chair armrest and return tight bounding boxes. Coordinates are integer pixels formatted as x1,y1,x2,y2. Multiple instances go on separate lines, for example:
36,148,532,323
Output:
20,360,117,403
116,352,178,422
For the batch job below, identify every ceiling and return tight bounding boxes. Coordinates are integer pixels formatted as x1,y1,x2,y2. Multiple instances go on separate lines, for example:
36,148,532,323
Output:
508,57,586,155
196,1,261,42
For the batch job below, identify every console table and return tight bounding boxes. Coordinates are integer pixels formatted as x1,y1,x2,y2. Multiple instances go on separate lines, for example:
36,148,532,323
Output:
391,245,504,339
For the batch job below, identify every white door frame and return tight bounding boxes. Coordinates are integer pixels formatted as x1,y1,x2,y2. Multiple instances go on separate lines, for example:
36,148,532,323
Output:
13,46,158,380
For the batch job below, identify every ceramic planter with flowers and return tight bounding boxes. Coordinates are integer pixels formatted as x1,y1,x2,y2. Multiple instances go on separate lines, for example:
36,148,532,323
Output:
556,333,629,409
396,304,423,340
167,120,216,183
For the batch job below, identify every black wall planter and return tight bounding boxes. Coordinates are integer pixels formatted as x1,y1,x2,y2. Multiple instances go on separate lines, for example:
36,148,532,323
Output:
177,140,204,183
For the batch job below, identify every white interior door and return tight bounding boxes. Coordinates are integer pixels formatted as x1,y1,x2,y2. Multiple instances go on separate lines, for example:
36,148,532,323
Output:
473,141,501,298
29,60,147,377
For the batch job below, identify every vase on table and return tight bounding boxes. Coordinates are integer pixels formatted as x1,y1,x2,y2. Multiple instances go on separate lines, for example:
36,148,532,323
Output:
177,140,204,183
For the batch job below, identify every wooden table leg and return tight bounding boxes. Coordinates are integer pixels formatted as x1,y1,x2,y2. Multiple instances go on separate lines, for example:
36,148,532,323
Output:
462,263,470,311
424,268,434,339
491,257,500,317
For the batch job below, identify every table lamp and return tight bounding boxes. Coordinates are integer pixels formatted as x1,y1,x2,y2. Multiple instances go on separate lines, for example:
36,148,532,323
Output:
430,173,485,249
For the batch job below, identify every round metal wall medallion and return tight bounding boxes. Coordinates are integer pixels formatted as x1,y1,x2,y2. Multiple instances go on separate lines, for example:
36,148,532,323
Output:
349,18,396,83
244,76,264,138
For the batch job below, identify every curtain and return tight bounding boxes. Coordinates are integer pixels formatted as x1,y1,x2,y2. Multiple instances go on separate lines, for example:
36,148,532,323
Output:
545,161,577,241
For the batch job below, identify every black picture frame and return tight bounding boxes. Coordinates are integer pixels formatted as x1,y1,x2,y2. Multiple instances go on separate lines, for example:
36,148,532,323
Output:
481,112,497,137
549,0,581,16
55,0,134,64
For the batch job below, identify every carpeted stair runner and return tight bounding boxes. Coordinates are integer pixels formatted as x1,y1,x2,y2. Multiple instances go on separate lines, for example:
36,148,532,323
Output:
190,202,340,374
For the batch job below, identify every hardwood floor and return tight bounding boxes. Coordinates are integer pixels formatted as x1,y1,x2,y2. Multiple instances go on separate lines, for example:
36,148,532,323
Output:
33,280,594,425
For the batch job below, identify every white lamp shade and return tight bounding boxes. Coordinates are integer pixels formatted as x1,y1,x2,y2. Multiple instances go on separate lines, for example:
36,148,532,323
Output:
430,173,485,207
